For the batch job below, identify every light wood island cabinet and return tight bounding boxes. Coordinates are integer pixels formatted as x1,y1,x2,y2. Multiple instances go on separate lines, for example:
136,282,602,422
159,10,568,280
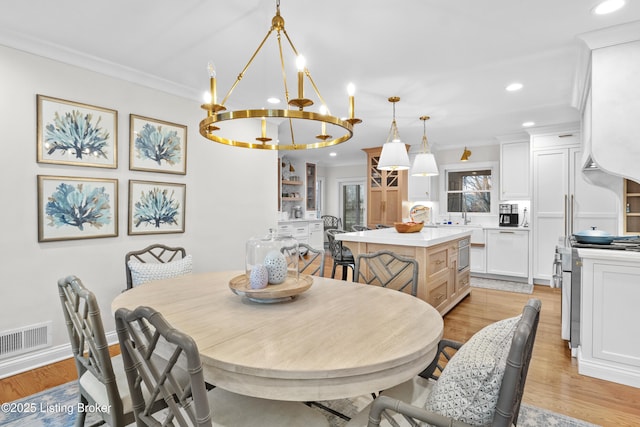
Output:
338,228,471,315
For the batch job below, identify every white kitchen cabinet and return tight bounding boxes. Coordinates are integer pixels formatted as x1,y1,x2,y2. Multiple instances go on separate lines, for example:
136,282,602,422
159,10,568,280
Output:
500,140,530,200
530,127,618,283
277,220,324,250
408,153,434,201
578,250,640,388
308,220,324,249
486,229,529,278
469,228,486,274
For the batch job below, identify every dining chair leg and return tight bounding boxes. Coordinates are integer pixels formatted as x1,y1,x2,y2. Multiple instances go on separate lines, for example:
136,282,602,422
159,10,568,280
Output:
342,265,348,281
331,262,338,279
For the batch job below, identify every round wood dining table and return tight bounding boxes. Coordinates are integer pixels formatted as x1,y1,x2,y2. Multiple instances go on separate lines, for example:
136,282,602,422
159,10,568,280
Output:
111,271,443,401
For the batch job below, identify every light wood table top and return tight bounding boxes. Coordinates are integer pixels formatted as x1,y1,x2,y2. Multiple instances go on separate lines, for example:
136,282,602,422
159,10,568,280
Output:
111,271,443,401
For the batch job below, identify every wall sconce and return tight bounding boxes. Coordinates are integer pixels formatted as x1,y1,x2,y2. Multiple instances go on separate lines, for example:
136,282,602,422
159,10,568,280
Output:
460,147,472,162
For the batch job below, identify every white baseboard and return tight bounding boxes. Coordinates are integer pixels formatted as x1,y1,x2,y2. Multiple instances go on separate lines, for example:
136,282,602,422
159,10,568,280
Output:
0,331,119,379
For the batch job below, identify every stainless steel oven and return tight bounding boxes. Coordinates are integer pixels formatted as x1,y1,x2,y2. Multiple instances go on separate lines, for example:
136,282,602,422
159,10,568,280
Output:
552,242,580,355
458,237,470,271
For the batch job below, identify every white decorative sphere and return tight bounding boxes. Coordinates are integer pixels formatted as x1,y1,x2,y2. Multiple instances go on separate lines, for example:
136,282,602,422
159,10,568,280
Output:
263,250,288,284
249,264,269,289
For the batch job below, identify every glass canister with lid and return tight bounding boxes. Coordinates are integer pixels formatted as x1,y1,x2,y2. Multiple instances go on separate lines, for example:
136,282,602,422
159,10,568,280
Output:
245,229,298,289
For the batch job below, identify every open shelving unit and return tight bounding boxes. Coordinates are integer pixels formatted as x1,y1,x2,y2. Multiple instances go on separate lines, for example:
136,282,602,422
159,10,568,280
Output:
624,179,640,234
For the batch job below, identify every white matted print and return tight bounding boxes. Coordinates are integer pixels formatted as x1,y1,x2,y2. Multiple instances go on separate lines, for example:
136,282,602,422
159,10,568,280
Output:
128,180,186,235
129,115,187,174
37,95,118,168
38,175,118,242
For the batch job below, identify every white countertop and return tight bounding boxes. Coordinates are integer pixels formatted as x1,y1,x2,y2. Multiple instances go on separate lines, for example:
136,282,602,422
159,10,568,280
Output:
336,227,472,248
427,224,530,231
576,247,640,262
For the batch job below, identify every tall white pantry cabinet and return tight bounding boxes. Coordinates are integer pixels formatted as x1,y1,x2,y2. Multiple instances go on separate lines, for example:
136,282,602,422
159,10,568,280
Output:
530,127,618,283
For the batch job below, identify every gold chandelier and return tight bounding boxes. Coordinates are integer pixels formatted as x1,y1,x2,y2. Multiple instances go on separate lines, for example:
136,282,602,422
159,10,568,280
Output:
199,0,361,150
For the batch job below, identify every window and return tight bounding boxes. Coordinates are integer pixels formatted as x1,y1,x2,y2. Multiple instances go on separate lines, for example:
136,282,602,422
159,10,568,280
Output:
447,169,492,213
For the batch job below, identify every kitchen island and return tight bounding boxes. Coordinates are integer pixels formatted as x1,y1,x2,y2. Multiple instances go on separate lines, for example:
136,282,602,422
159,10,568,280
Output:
337,227,472,315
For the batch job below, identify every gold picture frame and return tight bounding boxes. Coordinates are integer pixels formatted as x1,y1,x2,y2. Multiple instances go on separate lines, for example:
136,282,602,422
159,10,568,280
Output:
128,180,186,235
37,175,119,242
37,95,118,168
129,114,187,174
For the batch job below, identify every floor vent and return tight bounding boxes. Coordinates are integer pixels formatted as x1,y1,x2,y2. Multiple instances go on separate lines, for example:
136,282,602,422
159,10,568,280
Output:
0,322,52,360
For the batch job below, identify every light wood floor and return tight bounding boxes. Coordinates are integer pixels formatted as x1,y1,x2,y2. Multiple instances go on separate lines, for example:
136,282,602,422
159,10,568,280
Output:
2,261,640,426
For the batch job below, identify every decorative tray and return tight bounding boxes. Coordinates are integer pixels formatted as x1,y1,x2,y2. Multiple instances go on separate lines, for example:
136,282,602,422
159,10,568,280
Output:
229,272,313,303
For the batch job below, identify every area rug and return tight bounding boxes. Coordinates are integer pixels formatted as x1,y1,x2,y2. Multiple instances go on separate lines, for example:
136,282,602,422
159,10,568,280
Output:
0,381,600,427
471,276,533,294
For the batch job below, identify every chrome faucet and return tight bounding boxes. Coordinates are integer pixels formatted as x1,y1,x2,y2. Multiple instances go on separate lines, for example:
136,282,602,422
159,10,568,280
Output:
462,210,471,225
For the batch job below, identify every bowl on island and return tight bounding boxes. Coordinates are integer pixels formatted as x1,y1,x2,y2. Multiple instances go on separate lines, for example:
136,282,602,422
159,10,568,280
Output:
394,221,424,233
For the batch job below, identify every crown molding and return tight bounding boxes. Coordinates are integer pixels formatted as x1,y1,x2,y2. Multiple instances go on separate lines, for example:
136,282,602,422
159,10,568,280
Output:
0,29,200,101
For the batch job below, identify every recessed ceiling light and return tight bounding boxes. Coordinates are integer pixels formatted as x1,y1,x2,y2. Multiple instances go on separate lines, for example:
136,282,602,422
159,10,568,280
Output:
506,83,523,92
329,152,337,157
593,0,625,15
522,121,535,127
267,97,281,104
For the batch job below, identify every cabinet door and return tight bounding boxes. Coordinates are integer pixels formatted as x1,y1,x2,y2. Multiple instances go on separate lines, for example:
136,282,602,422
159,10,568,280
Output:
306,163,316,211
408,156,432,201
532,148,569,282
368,190,384,226
486,230,529,277
500,141,530,200
308,221,324,249
470,246,486,273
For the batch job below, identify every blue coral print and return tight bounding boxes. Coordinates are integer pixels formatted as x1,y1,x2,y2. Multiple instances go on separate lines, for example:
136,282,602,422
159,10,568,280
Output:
46,183,111,231
44,110,110,159
134,187,180,228
135,123,182,166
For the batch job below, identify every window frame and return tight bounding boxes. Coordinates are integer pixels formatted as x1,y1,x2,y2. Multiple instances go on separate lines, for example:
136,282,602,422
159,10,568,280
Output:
439,161,499,217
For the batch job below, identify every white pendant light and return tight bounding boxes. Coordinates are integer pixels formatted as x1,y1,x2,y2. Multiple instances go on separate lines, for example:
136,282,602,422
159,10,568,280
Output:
378,97,410,171
411,116,439,176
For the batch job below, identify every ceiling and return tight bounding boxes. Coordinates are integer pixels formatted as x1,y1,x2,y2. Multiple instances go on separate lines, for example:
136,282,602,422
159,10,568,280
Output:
2,0,639,166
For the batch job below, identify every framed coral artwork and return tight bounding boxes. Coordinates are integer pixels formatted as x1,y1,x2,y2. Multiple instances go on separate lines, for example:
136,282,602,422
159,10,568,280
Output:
128,180,186,235
37,175,119,242
37,95,118,168
129,114,187,174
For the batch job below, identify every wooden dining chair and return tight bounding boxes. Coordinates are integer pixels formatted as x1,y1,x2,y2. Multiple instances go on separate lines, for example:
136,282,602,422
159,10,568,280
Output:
57,275,129,427
345,298,542,427
124,243,189,289
281,242,326,277
353,250,419,296
115,305,330,427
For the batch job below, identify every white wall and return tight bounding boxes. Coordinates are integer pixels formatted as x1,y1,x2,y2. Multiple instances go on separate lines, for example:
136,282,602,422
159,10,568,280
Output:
0,45,277,376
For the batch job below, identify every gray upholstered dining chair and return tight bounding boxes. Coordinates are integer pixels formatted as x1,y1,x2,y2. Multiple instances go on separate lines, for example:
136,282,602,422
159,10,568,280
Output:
57,275,130,427
125,243,190,289
353,250,419,296
115,305,330,427
326,229,355,280
281,242,326,277
345,298,542,427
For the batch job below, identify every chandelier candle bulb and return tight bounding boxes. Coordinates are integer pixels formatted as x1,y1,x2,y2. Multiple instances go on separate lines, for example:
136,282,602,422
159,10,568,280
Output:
296,55,305,100
347,83,355,118
207,61,217,105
